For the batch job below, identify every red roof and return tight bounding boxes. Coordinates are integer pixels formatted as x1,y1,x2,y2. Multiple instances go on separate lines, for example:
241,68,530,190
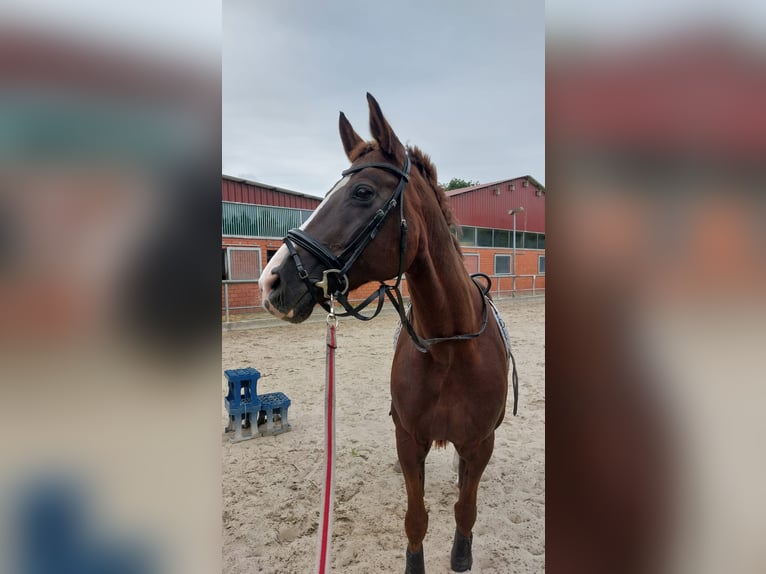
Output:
222,175,322,210
446,176,546,233
445,176,545,197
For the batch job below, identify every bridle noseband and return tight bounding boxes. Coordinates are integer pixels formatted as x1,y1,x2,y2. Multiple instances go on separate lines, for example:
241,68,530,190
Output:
283,153,490,353
284,155,411,319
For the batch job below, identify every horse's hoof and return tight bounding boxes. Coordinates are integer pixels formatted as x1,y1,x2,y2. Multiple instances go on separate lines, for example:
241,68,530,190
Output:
450,528,473,571
405,545,425,574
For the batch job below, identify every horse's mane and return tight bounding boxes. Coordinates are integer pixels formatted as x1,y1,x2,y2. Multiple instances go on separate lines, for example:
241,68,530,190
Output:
347,141,463,255
406,145,463,256
347,141,376,161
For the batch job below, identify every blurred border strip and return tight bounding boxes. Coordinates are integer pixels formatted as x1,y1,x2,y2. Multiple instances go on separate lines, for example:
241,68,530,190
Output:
547,20,766,574
1,15,222,574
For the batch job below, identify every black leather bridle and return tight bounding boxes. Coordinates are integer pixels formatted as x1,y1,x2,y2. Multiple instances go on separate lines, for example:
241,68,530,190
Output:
283,153,490,354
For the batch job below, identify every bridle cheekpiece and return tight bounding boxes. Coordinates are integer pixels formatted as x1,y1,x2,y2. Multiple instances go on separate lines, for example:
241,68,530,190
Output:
284,155,411,318
283,153,491,354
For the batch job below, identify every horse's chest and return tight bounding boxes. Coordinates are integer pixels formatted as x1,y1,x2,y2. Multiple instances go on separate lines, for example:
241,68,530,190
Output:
392,370,499,439
390,342,507,441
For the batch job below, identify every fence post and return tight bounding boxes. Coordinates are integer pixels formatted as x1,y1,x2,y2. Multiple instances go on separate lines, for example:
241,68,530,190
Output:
532,275,536,296
224,282,230,323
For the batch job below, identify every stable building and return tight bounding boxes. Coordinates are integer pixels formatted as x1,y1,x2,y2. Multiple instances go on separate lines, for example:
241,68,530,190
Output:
222,174,545,318
222,176,321,319
447,176,546,297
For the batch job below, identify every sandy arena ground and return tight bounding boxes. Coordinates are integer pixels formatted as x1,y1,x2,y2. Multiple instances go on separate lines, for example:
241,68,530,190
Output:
222,297,544,573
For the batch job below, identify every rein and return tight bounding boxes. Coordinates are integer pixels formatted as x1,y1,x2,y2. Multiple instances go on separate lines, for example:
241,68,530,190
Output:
283,154,491,353
316,300,338,574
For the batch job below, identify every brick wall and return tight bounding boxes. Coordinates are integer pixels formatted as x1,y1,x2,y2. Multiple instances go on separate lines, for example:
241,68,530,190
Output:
222,239,543,318
222,237,411,315
222,238,266,315
462,247,546,296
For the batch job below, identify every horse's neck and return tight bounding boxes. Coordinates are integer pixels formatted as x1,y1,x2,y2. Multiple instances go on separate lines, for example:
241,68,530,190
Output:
405,234,481,341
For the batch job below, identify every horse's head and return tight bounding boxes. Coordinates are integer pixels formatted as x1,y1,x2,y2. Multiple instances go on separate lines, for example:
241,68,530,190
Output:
258,93,425,322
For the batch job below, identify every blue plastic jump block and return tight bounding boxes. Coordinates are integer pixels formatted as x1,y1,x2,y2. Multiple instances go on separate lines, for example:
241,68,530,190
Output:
224,368,261,411
260,391,290,409
225,398,261,416
225,368,261,384
225,397,262,443
257,392,291,436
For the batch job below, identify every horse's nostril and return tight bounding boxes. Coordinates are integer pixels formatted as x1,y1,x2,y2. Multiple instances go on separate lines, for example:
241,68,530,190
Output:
270,269,281,292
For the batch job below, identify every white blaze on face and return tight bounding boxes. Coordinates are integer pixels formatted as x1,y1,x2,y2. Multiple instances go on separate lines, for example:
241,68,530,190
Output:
258,176,350,315
258,243,289,314
299,175,349,230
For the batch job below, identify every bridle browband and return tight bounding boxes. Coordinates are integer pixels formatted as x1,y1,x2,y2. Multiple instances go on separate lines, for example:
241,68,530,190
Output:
283,153,490,354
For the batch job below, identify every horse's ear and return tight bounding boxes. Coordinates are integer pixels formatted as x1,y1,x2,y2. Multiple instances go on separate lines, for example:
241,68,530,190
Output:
339,112,364,161
367,93,405,161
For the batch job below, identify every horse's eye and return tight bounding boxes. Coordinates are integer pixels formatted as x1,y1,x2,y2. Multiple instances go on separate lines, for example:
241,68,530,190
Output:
351,185,375,202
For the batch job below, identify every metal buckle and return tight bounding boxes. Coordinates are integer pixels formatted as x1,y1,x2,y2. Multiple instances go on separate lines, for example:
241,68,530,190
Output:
315,269,349,299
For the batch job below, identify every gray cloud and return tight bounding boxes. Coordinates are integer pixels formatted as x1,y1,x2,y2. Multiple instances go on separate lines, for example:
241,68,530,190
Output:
224,0,544,197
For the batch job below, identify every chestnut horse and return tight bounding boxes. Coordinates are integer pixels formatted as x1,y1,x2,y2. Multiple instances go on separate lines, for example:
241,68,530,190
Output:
258,94,516,573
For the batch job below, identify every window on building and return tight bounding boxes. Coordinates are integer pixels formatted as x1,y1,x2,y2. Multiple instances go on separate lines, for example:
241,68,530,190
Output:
459,226,476,246
299,209,313,225
538,255,546,274
493,229,510,248
476,227,493,247
222,202,304,238
222,247,262,281
495,254,512,275
450,225,544,250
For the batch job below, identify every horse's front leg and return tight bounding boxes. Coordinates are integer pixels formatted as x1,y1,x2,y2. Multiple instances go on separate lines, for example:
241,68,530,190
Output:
452,433,495,572
395,423,431,574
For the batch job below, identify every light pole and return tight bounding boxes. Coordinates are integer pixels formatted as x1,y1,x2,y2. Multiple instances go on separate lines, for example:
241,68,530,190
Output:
508,207,525,296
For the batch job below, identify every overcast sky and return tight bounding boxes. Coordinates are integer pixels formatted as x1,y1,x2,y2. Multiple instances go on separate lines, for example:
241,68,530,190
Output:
223,0,544,198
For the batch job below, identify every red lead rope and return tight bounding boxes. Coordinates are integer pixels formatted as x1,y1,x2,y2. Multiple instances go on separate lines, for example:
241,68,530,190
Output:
316,309,337,574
